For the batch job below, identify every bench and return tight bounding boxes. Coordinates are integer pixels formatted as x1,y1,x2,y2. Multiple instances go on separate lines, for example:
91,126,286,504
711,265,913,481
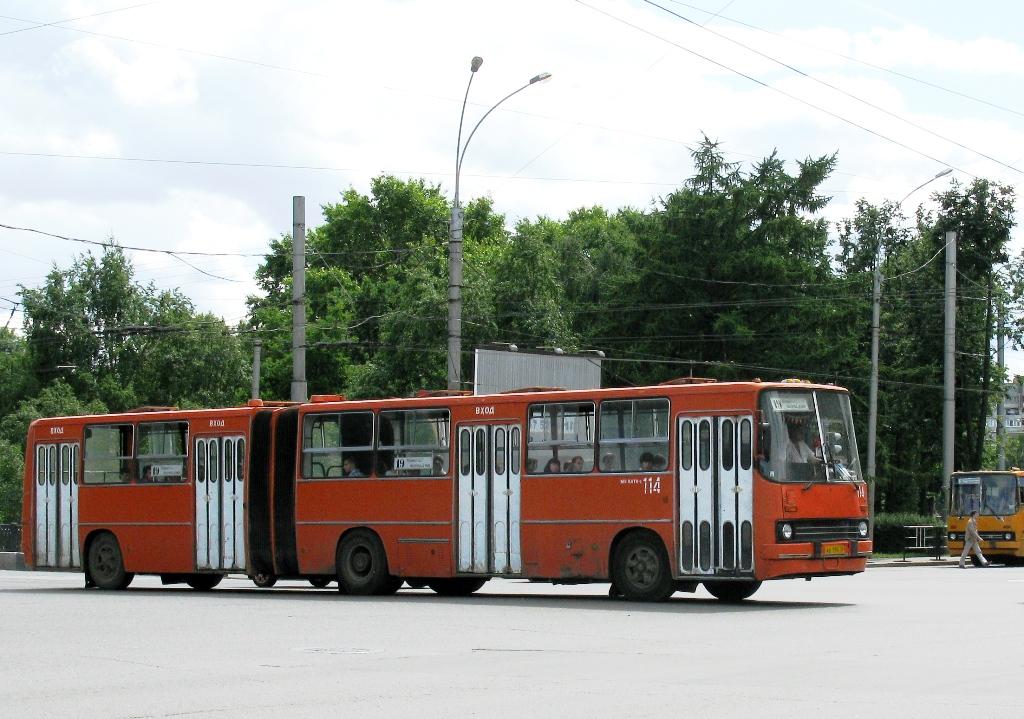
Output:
902,524,944,561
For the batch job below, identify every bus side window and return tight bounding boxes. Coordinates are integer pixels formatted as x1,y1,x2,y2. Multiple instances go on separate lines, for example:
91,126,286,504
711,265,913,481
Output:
527,401,595,474
378,408,450,477
597,398,668,473
83,424,134,484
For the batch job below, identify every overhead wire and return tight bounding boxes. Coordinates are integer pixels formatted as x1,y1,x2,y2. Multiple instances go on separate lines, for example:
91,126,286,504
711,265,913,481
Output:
640,0,1022,176
574,0,972,177
660,0,1024,121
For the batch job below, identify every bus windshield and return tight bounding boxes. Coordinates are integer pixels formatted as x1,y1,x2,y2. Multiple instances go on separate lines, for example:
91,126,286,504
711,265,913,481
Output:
758,389,862,484
951,474,1020,517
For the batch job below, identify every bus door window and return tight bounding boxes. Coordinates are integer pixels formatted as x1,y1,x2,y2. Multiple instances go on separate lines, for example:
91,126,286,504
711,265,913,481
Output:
378,409,450,477
597,398,669,472
136,422,188,483
526,402,595,474
83,424,134,484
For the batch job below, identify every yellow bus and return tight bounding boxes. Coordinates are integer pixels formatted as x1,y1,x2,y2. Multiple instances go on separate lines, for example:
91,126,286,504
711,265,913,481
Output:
947,470,1024,565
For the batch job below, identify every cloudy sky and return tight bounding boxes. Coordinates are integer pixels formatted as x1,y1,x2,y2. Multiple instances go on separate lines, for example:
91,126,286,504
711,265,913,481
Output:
1,0,1022,370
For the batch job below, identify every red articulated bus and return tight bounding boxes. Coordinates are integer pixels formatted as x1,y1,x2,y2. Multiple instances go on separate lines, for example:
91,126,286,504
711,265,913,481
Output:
22,379,871,601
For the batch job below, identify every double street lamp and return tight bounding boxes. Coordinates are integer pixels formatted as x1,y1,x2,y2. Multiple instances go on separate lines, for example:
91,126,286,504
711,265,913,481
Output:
447,57,552,390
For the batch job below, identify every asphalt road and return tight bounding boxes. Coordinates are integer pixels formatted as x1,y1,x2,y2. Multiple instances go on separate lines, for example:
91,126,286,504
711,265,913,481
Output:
1,565,1021,718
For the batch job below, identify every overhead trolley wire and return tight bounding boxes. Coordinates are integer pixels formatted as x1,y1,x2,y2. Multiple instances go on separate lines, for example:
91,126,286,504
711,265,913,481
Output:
574,0,971,177
660,0,1024,122
640,0,1023,176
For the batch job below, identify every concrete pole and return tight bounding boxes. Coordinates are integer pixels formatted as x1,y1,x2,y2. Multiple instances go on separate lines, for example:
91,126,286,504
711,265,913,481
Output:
447,203,463,390
251,339,262,401
942,230,957,485
867,266,881,478
291,196,307,402
997,303,1006,470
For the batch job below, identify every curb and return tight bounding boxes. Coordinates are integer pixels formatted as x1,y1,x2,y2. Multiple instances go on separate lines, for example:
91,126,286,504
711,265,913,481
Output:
867,558,957,568
0,552,26,571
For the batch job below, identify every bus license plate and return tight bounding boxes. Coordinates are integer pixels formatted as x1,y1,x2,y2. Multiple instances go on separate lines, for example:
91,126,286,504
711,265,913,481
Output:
823,543,846,556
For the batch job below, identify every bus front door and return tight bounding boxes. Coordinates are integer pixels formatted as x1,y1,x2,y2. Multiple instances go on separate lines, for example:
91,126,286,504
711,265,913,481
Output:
677,416,754,577
194,435,246,572
456,424,523,575
33,442,80,569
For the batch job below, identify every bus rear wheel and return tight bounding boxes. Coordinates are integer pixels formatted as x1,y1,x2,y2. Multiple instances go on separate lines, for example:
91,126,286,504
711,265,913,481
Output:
87,532,134,590
336,529,394,596
253,573,277,588
703,580,761,602
186,574,223,591
611,533,674,602
427,578,488,596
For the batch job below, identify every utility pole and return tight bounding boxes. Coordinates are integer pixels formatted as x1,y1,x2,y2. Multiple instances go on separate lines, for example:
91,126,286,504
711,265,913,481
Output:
997,303,1006,470
291,196,307,403
251,339,262,400
942,230,956,486
867,265,881,478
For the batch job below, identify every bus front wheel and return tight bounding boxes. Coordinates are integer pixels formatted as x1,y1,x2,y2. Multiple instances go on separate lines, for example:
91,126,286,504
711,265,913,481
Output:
87,532,134,590
704,580,761,602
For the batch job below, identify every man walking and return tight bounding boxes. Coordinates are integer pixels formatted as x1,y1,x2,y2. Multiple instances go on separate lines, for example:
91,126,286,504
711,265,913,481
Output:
959,510,990,568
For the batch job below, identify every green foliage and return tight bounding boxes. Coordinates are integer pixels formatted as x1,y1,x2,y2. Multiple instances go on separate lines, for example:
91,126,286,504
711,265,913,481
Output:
0,380,107,447
20,244,248,411
872,512,945,554
0,439,24,523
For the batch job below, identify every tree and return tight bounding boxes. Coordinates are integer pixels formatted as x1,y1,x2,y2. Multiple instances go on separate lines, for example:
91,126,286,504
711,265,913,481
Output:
20,244,248,411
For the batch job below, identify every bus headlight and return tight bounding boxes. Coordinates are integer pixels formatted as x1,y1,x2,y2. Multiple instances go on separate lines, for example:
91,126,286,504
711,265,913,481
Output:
780,523,793,540
857,521,868,538
1006,533,1013,541
949,533,958,541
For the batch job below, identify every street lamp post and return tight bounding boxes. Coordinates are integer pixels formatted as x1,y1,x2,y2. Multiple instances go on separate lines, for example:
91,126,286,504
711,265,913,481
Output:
447,58,551,390
866,167,953,479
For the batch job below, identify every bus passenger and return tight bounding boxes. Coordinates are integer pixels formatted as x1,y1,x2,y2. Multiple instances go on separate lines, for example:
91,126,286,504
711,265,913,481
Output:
640,452,655,471
569,455,585,473
343,457,365,477
652,455,666,470
544,458,561,473
600,452,616,472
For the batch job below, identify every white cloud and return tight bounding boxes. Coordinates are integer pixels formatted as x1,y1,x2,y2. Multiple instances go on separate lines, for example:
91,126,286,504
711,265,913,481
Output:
57,37,198,106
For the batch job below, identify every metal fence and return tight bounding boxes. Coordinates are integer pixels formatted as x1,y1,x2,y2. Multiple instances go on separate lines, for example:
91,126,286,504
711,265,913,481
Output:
0,524,21,552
